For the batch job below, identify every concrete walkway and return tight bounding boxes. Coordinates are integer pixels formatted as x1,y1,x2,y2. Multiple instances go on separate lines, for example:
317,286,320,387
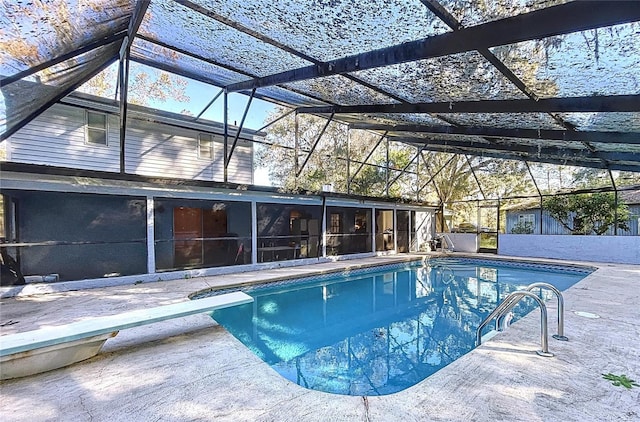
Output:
1,255,639,421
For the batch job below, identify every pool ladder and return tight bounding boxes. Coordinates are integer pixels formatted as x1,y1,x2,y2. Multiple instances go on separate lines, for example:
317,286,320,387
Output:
476,282,567,357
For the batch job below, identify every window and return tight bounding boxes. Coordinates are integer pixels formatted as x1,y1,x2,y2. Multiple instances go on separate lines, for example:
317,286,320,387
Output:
330,213,341,233
85,111,108,145
518,213,535,225
514,213,535,234
198,133,213,159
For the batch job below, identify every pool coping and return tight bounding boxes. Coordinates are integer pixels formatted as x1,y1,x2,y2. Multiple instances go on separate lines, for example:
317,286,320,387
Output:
187,255,420,298
1,253,639,421
188,253,596,299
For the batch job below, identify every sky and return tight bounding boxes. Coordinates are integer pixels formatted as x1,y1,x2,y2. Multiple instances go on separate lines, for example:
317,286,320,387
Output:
168,80,277,186
150,75,277,131
78,62,278,130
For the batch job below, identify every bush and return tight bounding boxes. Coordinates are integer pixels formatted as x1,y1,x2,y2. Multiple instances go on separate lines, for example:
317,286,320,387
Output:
511,221,534,234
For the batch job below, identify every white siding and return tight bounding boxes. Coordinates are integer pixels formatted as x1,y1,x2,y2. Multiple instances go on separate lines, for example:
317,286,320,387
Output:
124,120,213,180
4,102,254,184
5,104,120,172
216,141,253,184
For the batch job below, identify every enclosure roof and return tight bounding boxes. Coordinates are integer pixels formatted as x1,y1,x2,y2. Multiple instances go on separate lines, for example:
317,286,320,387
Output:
2,0,640,172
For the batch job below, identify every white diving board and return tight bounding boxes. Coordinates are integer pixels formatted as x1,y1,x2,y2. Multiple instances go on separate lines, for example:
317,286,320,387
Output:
0,291,253,380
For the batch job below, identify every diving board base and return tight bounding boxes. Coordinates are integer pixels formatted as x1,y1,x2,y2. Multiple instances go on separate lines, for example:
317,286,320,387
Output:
0,332,117,380
0,292,253,380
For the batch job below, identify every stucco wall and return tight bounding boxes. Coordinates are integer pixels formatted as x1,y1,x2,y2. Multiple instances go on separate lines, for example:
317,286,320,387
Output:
439,233,478,253
498,234,640,264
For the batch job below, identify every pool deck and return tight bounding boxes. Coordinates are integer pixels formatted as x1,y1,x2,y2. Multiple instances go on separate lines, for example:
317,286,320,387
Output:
1,254,639,421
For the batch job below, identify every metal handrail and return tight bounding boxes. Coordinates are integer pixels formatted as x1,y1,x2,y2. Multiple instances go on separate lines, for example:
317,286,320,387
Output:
476,290,554,357
525,282,568,341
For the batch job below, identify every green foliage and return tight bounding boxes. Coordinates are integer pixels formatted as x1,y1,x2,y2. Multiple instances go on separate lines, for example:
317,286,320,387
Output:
257,109,350,192
571,168,611,189
259,110,624,208
511,221,534,234
475,160,534,199
2,1,189,107
479,233,497,249
616,171,640,187
427,154,474,203
544,193,630,235
80,64,190,107
349,165,386,196
602,373,639,389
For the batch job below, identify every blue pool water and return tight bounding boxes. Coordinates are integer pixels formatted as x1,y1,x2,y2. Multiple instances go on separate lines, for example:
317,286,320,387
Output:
208,258,591,396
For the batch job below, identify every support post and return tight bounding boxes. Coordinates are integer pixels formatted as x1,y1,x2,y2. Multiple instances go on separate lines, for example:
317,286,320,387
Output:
146,196,156,274
497,198,501,249
321,196,327,258
223,90,229,182
118,42,130,174
251,201,258,264
393,208,398,252
524,161,544,234
346,127,351,195
416,150,420,202
294,111,299,183
608,169,618,235
228,88,256,164
117,1,149,175
385,138,390,197
373,207,378,252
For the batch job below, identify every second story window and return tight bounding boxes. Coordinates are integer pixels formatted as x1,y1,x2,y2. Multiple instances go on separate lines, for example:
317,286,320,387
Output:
85,111,108,146
198,133,213,159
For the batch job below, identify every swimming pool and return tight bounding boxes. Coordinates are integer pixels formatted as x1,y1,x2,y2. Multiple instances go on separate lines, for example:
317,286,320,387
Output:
207,258,592,396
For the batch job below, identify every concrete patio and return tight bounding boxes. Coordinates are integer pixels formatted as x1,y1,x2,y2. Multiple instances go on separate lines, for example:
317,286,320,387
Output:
1,255,639,421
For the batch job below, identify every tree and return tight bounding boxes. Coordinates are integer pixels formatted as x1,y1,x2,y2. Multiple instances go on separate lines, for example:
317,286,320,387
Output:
259,109,448,198
570,168,612,189
259,108,539,207
571,168,640,190
543,193,630,235
1,1,189,108
254,108,346,191
349,146,413,198
258,109,373,193
78,63,190,106
475,160,534,199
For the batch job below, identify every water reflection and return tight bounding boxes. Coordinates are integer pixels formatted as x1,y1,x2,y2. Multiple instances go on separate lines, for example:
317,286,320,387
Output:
211,261,583,396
